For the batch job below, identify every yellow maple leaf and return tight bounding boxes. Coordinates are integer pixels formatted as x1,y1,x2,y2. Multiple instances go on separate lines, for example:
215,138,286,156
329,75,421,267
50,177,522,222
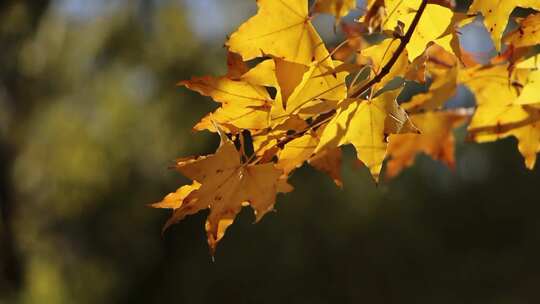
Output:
459,64,524,137
227,0,330,66
461,63,540,169
179,76,271,132
313,0,357,23
316,89,418,182
459,64,517,108
469,104,540,169
386,111,467,179
150,182,201,209
468,0,540,52
163,140,290,253
383,0,454,60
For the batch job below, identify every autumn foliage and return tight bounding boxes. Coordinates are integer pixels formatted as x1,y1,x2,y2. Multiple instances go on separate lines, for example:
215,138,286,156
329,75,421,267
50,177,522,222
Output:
152,0,540,254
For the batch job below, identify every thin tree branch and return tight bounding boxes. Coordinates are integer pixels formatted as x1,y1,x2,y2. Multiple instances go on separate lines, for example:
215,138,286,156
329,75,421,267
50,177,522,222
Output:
349,0,428,98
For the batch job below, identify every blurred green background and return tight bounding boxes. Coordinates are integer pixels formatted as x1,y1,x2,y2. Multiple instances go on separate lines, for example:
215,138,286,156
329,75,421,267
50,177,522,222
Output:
1,0,539,303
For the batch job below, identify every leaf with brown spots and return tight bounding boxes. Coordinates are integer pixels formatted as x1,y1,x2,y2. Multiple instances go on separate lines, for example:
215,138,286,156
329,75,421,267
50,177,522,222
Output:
504,13,540,49
469,0,540,51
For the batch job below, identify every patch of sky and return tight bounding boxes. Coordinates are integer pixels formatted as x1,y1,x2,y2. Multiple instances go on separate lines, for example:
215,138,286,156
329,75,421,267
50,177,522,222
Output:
182,0,256,41
54,0,125,21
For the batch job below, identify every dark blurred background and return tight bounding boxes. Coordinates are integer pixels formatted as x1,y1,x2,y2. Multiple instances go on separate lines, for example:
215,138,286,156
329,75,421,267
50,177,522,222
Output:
1,0,539,303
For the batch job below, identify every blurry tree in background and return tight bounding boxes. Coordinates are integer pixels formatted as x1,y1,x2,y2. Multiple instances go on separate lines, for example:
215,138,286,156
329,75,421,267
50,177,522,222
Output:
0,0,219,302
0,0,51,295
0,1,540,304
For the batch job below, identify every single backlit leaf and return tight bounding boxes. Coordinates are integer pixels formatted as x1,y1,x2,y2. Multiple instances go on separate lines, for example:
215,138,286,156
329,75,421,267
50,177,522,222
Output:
316,89,418,181
180,76,272,132
162,140,289,254
227,0,330,65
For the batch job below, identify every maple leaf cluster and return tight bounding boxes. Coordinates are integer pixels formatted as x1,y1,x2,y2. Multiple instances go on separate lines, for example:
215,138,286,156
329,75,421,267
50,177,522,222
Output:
152,0,540,254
